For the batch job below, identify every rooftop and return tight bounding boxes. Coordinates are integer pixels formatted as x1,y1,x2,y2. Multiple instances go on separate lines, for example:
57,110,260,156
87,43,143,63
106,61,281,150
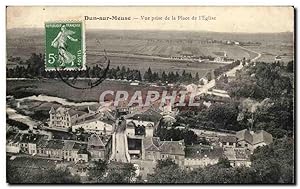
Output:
143,137,185,156
224,148,251,161
46,140,64,150
236,129,253,144
88,134,105,147
159,140,185,156
185,145,224,160
219,135,237,143
128,108,162,123
252,130,273,145
236,129,273,145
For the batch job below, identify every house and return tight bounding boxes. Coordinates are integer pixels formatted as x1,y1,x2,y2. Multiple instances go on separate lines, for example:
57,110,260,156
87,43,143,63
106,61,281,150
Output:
184,145,224,170
252,130,273,149
43,140,64,159
62,140,77,161
36,138,93,162
125,108,162,137
236,129,273,151
87,104,116,120
6,132,21,153
219,135,237,148
6,133,46,154
87,134,112,161
142,137,161,160
36,139,49,157
159,140,185,166
141,137,185,166
27,134,48,155
223,147,251,167
77,148,89,163
72,119,114,135
73,142,89,163
236,129,253,149
49,106,86,128
37,139,69,160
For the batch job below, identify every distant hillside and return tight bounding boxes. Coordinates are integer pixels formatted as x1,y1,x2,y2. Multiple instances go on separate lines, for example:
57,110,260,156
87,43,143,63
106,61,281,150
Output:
7,28,293,44
6,28,294,74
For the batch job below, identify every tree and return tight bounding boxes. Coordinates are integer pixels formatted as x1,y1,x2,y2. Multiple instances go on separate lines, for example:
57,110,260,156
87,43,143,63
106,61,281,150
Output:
207,102,239,130
194,72,200,83
148,165,188,184
144,67,153,81
148,159,187,183
7,165,80,184
161,71,167,82
217,157,231,168
155,128,198,145
156,158,177,169
100,163,136,183
250,138,294,183
137,70,142,81
88,159,108,182
286,61,294,72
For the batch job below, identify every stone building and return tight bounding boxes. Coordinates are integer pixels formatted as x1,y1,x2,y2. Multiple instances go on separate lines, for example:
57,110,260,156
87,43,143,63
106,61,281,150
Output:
87,134,112,161
236,129,273,151
142,137,185,166
49,106,86,128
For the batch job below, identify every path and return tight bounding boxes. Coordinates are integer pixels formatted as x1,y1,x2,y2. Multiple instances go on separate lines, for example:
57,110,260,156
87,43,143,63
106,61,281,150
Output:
237,45,262,62
196,45,261,95
113,119,129,163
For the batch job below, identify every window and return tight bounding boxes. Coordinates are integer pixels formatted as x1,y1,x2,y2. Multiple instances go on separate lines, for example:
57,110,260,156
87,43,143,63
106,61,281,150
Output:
229,142,233,146
245,144,248,147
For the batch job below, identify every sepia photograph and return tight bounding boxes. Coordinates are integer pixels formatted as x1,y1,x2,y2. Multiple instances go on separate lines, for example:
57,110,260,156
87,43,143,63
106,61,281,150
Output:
5,6,295,184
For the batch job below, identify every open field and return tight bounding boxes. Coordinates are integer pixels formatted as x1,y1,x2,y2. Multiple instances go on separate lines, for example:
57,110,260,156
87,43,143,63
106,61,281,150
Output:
245,44,294,63
7,79,167,102
7,29,294,74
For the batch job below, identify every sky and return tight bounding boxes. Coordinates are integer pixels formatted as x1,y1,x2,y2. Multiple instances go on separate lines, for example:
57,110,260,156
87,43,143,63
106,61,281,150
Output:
6,6,294,33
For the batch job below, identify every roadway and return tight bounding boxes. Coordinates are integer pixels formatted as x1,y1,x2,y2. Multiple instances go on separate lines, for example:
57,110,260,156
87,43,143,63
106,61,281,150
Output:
196,45,261,95
114,119,129,163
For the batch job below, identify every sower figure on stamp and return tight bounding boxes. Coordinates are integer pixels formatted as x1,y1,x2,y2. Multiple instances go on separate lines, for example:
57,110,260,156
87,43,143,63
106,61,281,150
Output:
51,25,78,66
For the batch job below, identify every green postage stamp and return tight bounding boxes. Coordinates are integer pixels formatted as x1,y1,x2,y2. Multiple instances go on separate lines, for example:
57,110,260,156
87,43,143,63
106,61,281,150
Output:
45,21,86,70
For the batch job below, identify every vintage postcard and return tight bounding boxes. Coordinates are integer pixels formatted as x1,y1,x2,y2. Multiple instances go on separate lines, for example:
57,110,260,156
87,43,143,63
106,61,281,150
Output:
6,6,295,184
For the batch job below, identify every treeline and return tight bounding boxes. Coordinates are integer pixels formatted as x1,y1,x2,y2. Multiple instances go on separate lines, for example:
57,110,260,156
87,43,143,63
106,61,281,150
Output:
144,67,200,83
7,163,80,184
155,127,199,145
7,53,200,84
